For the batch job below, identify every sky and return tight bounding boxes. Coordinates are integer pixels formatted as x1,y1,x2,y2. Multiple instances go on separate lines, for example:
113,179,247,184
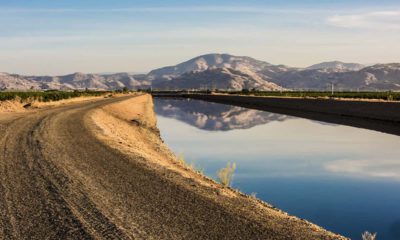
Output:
0,0,399,75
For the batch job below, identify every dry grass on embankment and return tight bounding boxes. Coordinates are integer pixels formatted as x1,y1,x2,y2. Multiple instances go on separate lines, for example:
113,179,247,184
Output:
0,92,135,113
88,94,347,239
0,96,101,113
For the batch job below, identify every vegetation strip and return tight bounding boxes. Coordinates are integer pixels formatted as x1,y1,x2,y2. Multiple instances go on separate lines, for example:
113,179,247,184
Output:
149,90,400,101
0,91,109,102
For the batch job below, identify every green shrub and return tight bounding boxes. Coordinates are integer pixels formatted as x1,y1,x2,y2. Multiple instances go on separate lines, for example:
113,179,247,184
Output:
0,91,108,102
221,90,400,101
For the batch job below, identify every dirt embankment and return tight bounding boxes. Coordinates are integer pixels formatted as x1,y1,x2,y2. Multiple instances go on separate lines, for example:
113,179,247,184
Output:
88,94,347,239
0,99,26,112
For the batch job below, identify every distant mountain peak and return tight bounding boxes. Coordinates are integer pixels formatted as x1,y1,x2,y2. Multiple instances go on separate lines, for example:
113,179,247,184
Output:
146,53,297,91
306,61,365,72
70,72,87,76
367,63,400,70
152,67,284,91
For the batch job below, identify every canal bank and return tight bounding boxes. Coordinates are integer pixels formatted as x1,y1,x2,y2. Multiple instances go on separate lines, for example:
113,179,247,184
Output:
90,94,347,239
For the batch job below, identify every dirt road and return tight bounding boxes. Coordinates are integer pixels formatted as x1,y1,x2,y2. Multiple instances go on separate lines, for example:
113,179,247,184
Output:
0,95,346,239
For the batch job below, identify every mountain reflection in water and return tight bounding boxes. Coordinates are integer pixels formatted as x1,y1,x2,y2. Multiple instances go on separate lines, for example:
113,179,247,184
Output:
153,98,292,131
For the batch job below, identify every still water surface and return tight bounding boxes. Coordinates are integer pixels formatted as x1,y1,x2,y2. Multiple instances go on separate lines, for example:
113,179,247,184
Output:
154,98,400,240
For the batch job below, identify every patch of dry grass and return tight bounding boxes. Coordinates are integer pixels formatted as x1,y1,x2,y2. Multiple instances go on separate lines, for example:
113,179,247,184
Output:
362,231,377,240
177,155,203,174
217,162,236,187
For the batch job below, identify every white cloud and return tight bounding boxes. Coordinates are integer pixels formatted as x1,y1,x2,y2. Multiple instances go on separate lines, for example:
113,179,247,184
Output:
327,11,400,30
325,158,400,180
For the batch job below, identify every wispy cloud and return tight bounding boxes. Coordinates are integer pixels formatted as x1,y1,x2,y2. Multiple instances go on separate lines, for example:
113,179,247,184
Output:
0,6,325,14
325,158,400,180
327,10,400,30
0,26,275,52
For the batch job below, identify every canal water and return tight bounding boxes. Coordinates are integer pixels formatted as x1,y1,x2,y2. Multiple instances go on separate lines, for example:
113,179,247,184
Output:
154,98,400,240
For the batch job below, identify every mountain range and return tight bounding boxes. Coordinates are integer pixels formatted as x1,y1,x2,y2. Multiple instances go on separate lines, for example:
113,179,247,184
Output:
1,53,400,91
0,72,150,91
